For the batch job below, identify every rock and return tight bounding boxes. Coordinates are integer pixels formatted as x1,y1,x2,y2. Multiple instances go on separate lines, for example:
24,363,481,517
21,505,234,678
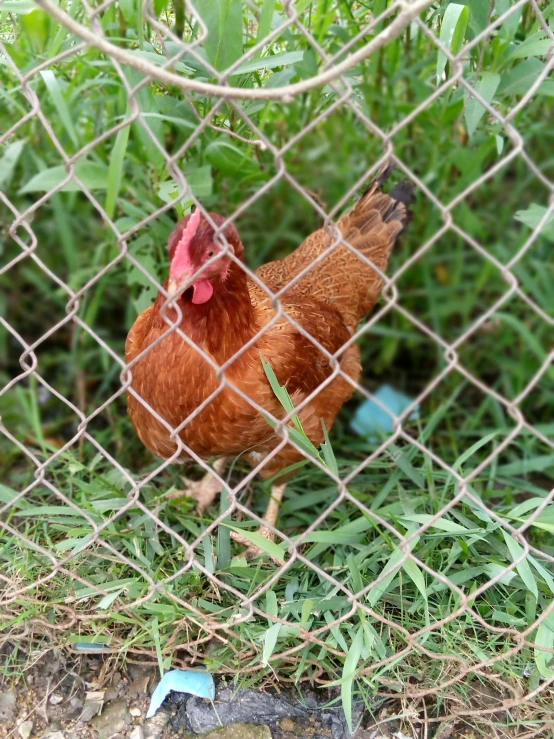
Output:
41,733,65,739
0,690,16,722
129,675,151,698
18,720,33,739
65,695,84,720
81,690,105,722
184,688,305,734
143,710,169,739
129,728,145,739
206,725,272,738
129,705,142,717
49,693,64,705
178,687,358,738
91,698,130,736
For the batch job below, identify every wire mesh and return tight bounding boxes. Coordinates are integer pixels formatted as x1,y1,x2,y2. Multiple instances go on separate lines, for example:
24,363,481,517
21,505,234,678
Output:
1,0,554,732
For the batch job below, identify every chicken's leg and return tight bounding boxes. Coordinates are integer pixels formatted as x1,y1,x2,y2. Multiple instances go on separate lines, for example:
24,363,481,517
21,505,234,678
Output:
231,483,287,564
170,457,228,514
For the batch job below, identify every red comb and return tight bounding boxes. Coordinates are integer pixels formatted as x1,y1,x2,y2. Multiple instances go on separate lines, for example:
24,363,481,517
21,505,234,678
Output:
170,209,202,278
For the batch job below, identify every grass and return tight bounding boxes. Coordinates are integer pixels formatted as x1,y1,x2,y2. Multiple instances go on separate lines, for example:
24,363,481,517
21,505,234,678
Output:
1,0,554,734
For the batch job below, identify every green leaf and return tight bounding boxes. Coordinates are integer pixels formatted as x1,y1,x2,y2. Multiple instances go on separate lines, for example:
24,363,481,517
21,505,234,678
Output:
437,4,470,83
105,117,131,219
230,51,304,76
514,203,554,242
19,161,109,193
156,166,213,205
535,611,554,679
399,514,469,534
255,0,275,52
460,0,491,37
494,312,550,364
261,356,305,434
174,0,185,38
0,0,39,13
195,0,243,71
320,419,338,476
262,622,282,666
503,532,538,600
453,432,498,470
508,37,553,60
97,587,124,610
225,525,286,562
40,70,79,148
0,484,25,505
464,72,500,136
341,627,363,734
498,58,546,96
401,557,428,603
366,547,404,608
204,138,260,177
0,139,25,190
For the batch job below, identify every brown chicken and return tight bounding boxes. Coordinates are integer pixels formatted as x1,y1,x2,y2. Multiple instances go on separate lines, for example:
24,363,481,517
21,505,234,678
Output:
126,165,413,557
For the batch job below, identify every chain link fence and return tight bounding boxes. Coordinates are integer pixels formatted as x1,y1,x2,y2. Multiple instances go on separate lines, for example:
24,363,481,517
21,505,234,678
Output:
1,0,554,733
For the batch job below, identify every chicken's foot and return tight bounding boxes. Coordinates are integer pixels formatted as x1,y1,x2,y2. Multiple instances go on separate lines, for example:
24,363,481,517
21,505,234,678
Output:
230,483,287,564
169,457,228,514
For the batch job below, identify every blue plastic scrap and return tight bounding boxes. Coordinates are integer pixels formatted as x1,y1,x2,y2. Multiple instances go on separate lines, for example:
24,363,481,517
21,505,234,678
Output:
351,384,419,441
146,669,215,719
75,642,111,651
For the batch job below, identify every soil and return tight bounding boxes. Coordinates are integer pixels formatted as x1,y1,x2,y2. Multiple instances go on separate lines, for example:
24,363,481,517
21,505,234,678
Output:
1,645,551,739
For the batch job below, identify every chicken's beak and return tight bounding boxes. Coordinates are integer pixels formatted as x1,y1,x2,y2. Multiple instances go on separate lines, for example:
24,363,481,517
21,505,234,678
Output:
167,278,179,297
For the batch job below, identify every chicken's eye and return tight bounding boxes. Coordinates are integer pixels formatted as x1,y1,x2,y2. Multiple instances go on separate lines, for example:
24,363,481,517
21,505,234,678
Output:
208,250,215,258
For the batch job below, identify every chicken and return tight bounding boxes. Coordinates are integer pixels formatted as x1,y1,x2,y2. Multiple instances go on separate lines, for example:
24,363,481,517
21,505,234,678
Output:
126,164,414,558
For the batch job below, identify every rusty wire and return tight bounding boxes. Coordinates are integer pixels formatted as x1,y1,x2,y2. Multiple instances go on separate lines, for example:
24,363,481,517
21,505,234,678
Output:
1,0,554,729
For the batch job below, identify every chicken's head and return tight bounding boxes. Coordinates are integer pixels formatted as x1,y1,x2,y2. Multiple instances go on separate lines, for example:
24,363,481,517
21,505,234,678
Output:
167,210,243,304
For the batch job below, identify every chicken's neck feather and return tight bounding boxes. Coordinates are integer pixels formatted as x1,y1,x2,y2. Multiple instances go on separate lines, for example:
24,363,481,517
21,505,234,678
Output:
157,262,257,362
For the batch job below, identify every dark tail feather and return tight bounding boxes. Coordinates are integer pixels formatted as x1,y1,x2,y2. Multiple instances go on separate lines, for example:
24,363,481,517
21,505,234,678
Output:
356,161,415,235
386,180,415,233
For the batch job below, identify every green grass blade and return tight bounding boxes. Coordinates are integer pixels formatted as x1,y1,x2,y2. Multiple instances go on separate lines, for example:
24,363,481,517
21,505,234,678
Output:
225,525,286,562
341,627,363,734
503,532,538,600
40,70,79,149
437,4,470,83
320,419,338,476
105,115,131,219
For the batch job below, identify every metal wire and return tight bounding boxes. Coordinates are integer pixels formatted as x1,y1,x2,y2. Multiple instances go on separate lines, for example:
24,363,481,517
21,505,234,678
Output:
1,0,554,727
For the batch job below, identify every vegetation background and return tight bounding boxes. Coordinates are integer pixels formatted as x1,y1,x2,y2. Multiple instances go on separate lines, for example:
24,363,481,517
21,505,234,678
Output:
1,0,554,733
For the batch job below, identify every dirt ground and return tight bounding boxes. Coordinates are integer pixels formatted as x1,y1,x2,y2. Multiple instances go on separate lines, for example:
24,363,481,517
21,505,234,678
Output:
1,645,552,739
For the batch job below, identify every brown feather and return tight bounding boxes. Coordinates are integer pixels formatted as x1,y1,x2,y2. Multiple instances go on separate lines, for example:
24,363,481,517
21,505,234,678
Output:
126,168,413,478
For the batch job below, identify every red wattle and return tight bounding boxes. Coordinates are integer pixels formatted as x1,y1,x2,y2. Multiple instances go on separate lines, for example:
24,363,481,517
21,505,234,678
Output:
192,279,214,304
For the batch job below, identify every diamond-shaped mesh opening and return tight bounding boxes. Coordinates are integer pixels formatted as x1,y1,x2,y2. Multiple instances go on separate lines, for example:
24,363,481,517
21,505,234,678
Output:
394,229,512,344
3,0,554,732
456,293,554,404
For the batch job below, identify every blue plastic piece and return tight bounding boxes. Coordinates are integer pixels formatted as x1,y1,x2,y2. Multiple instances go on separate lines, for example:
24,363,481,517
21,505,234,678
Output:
146,669,215,719
75,642,110,651
351,384,419,441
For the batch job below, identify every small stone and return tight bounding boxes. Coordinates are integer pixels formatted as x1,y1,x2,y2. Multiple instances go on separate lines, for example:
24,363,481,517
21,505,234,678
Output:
80,690,105,722
129,706,141,717
129,728,145,739
18,720,33,739
49,693,64,705
0,690,16,722
65,695,84,720
129,675,151,697
143,710,169,739
280,717,296,732
205,725,272,738
91,698,130,735
42,733,65,739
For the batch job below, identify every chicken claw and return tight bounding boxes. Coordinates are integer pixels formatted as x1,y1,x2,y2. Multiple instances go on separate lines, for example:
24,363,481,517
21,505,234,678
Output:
230,483,287,565
169,458,228,514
